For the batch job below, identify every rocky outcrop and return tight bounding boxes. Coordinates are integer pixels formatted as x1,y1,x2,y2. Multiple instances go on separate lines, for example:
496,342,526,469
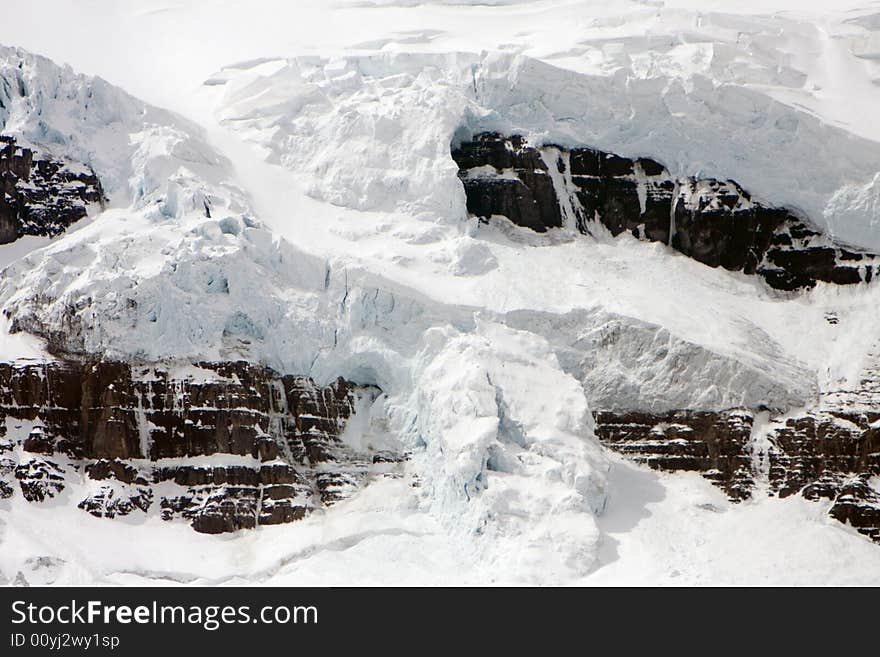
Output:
594,410,755,501
14,457,65,503
0,359,398,533
452,133,880,290
452,134,563,233
765,412,880,498
595,408,880,542
0,135,104,245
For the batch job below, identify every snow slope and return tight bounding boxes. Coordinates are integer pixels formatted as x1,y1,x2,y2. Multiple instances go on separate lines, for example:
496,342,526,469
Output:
1,1,880,585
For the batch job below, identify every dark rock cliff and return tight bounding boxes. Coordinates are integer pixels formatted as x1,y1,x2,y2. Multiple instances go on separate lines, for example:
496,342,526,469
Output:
0,135,105,245
452,132,879,291
594,407,880,542
0,359,400,534
594,410,756,502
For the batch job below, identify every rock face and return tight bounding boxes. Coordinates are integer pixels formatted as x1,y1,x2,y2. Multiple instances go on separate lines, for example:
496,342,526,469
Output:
595,408,880,542
0,359,399,533
594,410,755,501
452,133,880,290
0,135,104,245
591,340,880,542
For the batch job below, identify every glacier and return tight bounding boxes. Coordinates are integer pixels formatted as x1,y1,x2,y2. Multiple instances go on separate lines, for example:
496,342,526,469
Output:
1,1,880,586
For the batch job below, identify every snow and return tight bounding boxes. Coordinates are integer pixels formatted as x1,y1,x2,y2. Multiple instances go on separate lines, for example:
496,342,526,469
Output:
0,235,54,272
583,455,880,586
402,319,608,581
0,315,47,362
1,0,880,585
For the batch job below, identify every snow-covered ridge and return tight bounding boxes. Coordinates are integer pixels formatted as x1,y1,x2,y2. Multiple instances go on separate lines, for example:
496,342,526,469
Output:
0,41,864,423
0,45,836,418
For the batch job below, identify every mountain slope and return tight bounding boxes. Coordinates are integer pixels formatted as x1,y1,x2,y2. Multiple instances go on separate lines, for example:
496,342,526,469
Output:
1,1,880,585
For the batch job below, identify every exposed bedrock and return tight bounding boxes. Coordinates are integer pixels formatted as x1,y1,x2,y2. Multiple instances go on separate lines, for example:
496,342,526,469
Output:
452,132,880,291
0,135,105,245
595,410,756,501
594,408,880,542
0,359,400,533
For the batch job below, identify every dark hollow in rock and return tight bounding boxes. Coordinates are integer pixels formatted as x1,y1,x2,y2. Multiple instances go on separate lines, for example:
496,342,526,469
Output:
452,132,880,291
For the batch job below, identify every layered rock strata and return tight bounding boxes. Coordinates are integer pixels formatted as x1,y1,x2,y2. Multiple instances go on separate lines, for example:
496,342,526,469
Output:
594,408,880,542
0,359,399,533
